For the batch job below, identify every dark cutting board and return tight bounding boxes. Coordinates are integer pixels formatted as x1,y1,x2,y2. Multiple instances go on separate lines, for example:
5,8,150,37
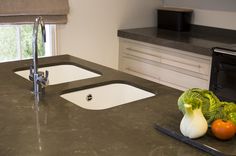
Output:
154,112,236,156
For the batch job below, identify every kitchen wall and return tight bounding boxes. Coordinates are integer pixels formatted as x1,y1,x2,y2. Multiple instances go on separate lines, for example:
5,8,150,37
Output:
163,0,236,30
57,0,161,69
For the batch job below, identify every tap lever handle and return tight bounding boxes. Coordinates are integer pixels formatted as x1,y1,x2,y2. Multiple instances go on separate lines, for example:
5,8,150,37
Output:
30,65,33,74
41,70,49,87
29,65,34,81
42,27,46,42
45,70,49,79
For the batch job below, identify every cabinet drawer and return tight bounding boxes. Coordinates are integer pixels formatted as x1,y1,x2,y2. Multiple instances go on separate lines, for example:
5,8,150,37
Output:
120,57,161,83
120,39,211,76
121,57,209,91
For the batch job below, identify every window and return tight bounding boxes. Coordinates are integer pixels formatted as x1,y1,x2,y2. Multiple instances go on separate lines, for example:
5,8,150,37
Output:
0,24,56,62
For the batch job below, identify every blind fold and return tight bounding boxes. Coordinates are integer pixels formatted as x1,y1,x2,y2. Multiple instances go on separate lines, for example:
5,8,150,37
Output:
0,0,69,24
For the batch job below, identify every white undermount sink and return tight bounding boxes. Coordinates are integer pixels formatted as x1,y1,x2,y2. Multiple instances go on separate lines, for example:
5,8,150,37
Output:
60,83,155,110
15,64,101,85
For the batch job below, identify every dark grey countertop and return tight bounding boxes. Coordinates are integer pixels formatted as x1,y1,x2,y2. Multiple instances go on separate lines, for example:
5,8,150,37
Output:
118,25,236,56
0,55,210,156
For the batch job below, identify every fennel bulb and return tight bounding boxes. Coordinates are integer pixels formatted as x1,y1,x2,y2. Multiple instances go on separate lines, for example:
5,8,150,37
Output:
180,104,208,139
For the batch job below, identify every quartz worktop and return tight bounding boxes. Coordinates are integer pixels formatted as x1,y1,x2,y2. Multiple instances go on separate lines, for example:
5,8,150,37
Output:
118,25,236,56
0,55,210,156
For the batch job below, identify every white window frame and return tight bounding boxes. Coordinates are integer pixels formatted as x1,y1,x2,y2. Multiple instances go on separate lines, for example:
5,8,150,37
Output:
0,24,57,62
45,25,58,57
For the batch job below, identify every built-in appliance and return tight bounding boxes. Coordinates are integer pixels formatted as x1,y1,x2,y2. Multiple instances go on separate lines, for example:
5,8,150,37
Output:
209,47,236,102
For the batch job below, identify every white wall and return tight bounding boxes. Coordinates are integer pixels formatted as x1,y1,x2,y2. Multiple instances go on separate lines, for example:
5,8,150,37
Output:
57,0,161,69
163,0,236,30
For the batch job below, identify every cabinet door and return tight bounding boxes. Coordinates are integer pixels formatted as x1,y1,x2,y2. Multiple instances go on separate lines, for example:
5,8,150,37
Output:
120,57,161,83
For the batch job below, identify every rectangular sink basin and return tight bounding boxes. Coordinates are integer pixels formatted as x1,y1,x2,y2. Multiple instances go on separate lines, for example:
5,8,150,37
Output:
60,83,155,110
15,64,101,85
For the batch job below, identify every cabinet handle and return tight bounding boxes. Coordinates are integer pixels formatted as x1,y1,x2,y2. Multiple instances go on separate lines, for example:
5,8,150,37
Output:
126,47,201,69
125,67,160,80
126,47,162,59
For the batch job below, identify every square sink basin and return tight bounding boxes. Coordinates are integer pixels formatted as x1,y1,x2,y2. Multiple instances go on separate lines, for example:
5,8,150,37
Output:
60,83,155,110
15,64,101,85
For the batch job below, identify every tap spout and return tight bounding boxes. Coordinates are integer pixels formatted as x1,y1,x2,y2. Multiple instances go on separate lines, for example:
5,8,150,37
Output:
32,16,46,74
30,16,49,95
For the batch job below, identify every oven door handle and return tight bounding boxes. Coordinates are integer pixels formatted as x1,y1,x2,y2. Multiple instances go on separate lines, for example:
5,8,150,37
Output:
214,48,236,56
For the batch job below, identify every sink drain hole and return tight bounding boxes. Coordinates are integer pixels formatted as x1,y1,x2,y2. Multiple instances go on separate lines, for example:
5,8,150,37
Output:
86,94,93,101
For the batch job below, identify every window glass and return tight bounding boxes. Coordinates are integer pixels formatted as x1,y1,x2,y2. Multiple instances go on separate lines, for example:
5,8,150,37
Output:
20,25,44,59
0,26,17,61
0,24,54,62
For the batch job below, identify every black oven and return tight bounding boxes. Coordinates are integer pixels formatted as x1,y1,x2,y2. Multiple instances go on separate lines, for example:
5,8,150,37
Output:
209,47,236,102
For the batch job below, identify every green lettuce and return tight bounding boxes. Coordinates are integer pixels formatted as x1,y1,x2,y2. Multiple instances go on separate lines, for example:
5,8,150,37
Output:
178,88,236,124
228,112,236,125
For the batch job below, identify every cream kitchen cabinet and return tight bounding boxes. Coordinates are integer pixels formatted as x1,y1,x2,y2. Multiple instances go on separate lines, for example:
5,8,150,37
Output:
119,38,212,91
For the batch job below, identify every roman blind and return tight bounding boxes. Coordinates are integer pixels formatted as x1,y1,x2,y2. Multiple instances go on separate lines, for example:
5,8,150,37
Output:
0,0,69,24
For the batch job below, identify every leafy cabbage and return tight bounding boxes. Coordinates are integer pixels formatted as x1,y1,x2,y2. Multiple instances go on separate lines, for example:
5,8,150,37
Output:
178,88,236,124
